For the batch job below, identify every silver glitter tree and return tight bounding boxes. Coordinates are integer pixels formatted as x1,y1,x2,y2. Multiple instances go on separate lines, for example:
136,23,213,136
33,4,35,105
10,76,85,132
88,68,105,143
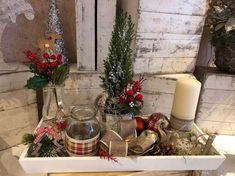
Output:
47,0,68,63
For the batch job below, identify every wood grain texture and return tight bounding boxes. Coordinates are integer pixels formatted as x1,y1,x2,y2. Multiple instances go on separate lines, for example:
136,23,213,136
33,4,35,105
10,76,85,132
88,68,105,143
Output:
134,57,196,74
97,0,116,71
0,89,36,111
196,119,235,135
0,71,31,93
49,171,192,176
130,1,206,74
139,0,207,16
135,34,201,58
76,0,95,70
49,172,132,176
0,103,38,150
137,12,205,34
195,67,235,135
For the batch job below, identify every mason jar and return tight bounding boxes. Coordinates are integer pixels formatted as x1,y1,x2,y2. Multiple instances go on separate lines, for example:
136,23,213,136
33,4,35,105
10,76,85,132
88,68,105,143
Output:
65,106,100,156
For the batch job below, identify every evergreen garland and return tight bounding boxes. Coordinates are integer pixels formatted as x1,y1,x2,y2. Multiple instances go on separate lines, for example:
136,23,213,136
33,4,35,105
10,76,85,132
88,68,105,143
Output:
100,10,134,98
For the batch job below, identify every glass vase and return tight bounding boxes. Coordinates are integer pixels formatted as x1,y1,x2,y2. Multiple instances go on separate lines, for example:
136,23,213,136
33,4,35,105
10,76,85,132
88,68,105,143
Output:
42,84,70,120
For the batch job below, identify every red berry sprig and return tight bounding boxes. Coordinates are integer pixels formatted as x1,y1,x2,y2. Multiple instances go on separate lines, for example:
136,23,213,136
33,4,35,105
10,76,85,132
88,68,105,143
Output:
25,50,63,79
119,75,145,114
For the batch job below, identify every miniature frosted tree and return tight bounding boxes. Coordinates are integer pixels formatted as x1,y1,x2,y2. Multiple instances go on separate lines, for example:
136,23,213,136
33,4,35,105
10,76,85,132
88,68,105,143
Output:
100,11,134,99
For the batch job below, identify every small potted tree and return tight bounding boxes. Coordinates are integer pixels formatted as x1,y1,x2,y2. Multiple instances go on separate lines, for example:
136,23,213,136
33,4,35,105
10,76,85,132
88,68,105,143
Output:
206,0,235,73
99,10,143,132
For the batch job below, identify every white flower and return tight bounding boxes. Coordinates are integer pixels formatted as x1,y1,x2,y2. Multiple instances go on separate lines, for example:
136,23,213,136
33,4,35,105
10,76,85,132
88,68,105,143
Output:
129,102,135,107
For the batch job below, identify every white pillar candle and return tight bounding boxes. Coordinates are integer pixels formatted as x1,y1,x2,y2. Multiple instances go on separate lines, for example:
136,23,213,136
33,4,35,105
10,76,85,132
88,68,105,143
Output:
170,78,201,131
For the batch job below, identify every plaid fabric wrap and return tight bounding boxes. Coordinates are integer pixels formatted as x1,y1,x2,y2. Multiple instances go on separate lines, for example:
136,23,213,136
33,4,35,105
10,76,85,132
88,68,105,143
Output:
65,132,100,156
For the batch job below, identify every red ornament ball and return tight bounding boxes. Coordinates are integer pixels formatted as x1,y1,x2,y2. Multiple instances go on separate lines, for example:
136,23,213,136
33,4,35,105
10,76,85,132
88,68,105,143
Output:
147,113,167,132
135,116,146,134
127,89,135,96
43,53,50,59
136,93,143,101
50,55,57,60
50,62,58,68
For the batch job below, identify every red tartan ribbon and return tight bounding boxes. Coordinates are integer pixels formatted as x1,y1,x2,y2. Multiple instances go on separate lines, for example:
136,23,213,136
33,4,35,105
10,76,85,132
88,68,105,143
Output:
33,127,61,144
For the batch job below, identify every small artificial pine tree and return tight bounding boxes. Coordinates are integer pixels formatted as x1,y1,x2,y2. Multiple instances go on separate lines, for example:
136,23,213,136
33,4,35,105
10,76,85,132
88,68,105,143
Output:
100,11,134,99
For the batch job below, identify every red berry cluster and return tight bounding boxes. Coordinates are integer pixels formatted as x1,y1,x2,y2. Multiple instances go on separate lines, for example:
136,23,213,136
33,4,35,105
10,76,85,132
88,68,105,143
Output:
25,50,63,78
119,77,144,110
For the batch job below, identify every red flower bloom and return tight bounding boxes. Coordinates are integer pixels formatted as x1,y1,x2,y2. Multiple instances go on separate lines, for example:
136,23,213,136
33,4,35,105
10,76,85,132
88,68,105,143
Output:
136,93,143,101
127,89,135,96
43,53,50,59
50,55,57,60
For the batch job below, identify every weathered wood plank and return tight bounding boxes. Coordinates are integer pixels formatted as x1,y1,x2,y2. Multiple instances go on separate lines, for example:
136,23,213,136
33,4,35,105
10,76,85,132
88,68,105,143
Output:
64,73,101,90
197,103,235,122
0,89,36,111
0,104,38,150
196,120,235,135
200,89,235,106
204,73,235,90
195,67,235,135
49,170,191,176
76,0,95,70
137,12,205,34
136,33,201,40
142,92,173,117
63,89,102,107
136,38,200,58
0,63,28,73
97,0,116,71
134,57,196,74
139,0,207,16
0,71,31,93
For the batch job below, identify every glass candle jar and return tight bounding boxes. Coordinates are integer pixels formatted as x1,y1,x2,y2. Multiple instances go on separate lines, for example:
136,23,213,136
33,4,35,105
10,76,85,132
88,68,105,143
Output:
65,106,100,156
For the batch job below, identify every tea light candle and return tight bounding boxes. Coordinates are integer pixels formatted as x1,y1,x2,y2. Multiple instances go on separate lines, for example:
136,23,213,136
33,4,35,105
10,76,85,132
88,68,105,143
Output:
170,78,201,131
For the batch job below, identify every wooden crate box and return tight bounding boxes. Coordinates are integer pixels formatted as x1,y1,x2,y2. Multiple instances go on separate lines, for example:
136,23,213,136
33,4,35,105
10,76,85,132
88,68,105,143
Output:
195,67,235,135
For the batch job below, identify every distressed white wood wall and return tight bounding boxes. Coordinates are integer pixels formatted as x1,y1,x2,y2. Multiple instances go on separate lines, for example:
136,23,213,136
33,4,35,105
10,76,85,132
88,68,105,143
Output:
75,0,116,71
122,0,208,74
76,0,95,70
0,1,38,150
195,67,235,135
97,0,116,71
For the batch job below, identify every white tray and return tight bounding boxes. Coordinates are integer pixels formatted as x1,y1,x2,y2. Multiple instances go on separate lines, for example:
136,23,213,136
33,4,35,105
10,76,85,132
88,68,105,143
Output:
19,123,225,173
